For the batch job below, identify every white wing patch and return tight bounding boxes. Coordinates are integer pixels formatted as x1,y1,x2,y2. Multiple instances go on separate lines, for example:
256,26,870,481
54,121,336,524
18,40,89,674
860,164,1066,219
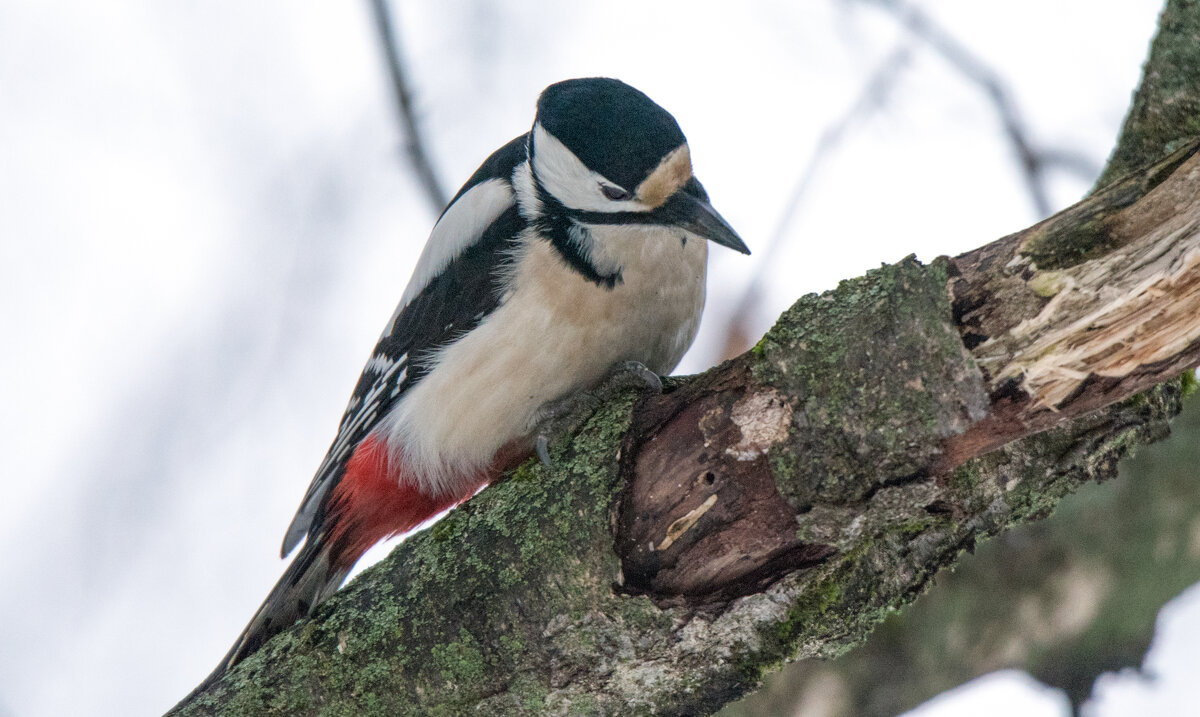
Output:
382,179,515,336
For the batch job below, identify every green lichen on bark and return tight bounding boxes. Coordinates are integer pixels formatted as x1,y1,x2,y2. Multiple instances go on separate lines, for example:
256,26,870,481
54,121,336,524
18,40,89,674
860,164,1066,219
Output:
715,260,1182,698
752,256,987,508
724,300,1182,716
1020,139,1200,270
729,386,1189,717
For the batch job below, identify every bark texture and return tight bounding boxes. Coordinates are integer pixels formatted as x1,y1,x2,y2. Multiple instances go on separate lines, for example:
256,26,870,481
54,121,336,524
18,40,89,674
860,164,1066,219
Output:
729,388,1200,717
172,2,1200,714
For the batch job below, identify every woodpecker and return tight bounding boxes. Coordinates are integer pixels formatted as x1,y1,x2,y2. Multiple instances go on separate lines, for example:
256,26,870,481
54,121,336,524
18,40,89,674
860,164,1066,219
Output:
202,77,749,686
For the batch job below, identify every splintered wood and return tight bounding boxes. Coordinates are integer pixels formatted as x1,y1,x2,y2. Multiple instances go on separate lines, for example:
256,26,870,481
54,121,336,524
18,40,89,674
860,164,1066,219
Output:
991,150,1200,408
947,141,1200,422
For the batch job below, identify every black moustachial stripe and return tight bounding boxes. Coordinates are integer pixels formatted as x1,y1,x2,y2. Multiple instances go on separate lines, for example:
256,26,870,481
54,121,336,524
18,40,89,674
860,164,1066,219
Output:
564,180,706,227
530,172,623,289
528,165,713,290
530,170,713,290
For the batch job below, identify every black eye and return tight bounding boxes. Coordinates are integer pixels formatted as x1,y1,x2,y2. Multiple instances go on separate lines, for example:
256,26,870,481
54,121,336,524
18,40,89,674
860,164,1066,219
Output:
601,185,632,201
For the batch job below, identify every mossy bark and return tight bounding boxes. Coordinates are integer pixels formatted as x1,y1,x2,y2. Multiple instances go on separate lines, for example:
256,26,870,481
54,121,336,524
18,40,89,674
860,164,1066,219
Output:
171,2,1200,714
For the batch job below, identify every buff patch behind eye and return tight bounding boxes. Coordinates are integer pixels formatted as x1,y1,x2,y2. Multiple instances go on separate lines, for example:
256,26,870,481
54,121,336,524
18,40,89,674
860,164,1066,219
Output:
636,144,693,208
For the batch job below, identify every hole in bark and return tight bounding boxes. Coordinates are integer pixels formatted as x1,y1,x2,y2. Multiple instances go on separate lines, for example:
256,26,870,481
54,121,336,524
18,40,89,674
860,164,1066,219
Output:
703,471,716,485
950,284,989,321
991,376,1026,401
925,500,955,515
962,331,989,350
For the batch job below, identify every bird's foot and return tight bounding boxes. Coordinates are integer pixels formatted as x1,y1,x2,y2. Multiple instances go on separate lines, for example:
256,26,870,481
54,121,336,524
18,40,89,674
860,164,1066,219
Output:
603,360,664,395
533,361,663,467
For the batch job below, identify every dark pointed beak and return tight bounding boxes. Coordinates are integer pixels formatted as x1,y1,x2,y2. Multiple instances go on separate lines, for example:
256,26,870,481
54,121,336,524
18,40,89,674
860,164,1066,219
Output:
669,190,751,255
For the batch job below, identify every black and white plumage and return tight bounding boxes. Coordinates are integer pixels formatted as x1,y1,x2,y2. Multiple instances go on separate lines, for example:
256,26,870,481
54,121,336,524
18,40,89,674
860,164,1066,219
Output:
197,77,749,690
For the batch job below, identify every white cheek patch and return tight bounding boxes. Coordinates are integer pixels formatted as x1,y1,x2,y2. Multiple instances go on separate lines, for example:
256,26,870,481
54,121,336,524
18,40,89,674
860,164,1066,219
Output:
531,123,652,214
384,179,515,335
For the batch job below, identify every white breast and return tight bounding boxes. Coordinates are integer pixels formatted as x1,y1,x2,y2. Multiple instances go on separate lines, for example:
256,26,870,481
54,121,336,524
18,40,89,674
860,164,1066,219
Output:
383,223,708,496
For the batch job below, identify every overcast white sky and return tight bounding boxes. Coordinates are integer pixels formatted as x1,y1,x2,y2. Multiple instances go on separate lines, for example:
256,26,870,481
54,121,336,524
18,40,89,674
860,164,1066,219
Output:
0,1,1187,715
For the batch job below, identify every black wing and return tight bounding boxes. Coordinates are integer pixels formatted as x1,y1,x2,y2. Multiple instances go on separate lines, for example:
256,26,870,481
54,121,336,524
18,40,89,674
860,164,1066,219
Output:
280,134,529,556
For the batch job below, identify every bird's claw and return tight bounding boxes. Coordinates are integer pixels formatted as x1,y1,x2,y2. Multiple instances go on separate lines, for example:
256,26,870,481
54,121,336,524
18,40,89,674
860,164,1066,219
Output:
536,435,553,468
532,361,663,468
532,393,598,468
614,360,663,394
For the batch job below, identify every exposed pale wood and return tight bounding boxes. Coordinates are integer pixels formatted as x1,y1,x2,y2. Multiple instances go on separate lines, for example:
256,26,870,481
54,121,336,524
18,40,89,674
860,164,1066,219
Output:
940,139,1200,470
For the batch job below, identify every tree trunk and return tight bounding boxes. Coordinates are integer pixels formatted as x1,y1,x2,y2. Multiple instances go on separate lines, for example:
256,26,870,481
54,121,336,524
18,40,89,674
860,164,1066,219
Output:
171,2,1200,714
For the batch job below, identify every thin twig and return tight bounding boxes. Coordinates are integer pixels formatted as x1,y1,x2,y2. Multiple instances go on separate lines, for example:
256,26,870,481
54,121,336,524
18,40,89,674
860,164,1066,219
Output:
367,0,448,214
1039,147,1103,180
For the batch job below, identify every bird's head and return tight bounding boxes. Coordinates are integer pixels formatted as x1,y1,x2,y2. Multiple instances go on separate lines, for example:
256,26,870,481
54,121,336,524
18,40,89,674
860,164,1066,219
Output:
528,77,749,255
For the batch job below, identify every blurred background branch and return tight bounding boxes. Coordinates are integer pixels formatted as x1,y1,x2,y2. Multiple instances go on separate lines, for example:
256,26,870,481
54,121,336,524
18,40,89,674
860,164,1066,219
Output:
868,0,1102,217
367,0,448,214
721,42,914,360
723,0,1104,361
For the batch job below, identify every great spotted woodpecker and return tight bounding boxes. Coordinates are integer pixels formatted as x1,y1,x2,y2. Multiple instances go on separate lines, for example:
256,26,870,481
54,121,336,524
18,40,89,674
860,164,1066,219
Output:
203,77,749,684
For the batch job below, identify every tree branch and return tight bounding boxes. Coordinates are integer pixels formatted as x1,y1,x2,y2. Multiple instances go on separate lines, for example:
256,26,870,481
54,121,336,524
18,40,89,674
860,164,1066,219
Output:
172,2,1200,714
733,391,1200,716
